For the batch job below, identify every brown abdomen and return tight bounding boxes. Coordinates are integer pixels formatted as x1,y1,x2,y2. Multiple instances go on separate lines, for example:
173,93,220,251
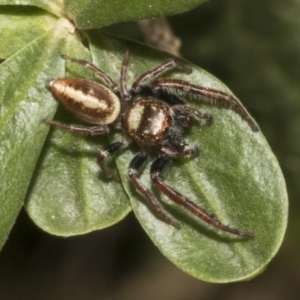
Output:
49,78,121,125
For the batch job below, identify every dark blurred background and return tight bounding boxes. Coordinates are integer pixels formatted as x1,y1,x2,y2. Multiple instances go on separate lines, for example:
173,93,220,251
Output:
1,0,300,299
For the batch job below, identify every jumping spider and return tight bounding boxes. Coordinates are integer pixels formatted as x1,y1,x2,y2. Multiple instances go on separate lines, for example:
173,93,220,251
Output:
44,48,258,238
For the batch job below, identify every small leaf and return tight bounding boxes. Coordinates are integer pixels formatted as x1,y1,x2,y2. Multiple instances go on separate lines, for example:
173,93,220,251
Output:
87,34,288,282
63,0,206,29
0,20,71,248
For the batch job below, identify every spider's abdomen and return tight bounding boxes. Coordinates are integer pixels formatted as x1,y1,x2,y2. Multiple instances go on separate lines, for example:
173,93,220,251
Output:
48,78,121,125
123,98,172,145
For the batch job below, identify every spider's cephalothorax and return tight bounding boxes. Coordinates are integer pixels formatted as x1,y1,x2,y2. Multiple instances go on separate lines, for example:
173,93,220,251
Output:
45,48,258,238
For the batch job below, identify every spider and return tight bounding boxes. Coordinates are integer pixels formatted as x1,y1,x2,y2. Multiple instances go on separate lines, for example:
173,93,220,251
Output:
44,48,258,238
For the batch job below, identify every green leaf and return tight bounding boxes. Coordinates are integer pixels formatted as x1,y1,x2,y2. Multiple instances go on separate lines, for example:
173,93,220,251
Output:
87,33,288,282
0,19,71,249
0,6,56,58
25,34,131,236
63,0,206,29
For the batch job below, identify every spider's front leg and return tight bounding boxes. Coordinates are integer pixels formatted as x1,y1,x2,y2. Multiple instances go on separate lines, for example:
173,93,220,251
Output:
150,155,255,238
151,78,258,132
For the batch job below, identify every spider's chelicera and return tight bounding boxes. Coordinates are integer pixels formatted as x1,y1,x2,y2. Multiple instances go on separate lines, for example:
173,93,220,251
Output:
44,48,258,238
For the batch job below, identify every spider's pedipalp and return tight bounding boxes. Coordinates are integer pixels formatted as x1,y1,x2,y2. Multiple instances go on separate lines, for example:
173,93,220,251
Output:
172,105,213,126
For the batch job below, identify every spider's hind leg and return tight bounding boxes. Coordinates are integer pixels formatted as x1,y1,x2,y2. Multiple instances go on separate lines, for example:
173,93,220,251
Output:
61,54,118,92
43,119,110,136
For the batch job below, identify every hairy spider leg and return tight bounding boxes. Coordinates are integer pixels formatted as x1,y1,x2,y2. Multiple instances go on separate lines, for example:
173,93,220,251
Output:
131,58,192,92
128,152,181,229
61,54,119,92
120,47,130,100
150,156,255,238
43,119,128,181
151,78,258,132
43,119,111,135
97,139,131,182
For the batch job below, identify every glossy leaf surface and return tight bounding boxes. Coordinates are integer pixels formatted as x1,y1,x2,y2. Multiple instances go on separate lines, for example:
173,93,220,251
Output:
0,20,69,248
